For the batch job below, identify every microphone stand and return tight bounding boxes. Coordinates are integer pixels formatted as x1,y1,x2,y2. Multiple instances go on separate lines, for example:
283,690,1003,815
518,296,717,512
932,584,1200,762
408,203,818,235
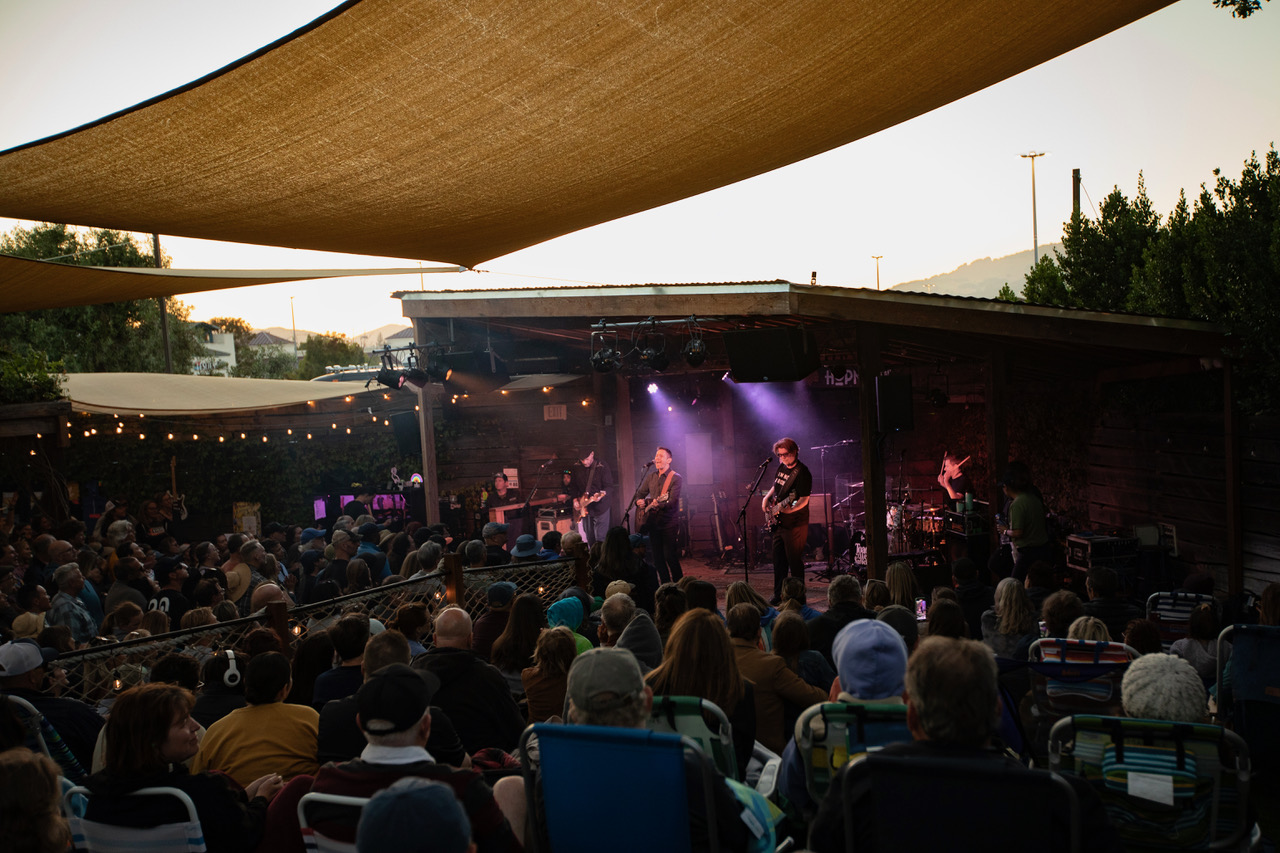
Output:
737,459,773,582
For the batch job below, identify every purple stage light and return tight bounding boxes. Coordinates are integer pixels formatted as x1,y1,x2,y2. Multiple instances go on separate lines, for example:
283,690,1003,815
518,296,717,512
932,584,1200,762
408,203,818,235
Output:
647,383,658,394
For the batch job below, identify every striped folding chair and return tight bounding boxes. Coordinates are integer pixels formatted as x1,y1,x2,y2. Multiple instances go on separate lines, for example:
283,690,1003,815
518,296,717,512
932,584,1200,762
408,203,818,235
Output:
1050,714,1255,851
1147,592,1216,652
298,792,370,853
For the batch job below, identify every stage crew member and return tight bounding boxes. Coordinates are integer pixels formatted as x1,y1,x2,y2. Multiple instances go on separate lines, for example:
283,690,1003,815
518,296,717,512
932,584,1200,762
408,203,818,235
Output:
762,437,812,605
635,447,683,584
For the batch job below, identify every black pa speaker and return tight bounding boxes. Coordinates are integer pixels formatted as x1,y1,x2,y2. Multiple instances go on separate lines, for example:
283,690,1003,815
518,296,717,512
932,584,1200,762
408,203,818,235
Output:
390,411,421,456
876,373,914,432
723,327,820,382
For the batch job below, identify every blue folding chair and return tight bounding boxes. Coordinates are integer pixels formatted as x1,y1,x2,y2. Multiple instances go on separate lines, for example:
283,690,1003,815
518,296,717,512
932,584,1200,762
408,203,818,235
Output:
520,723,719,853
65,785,206,853
1215,624,1280,774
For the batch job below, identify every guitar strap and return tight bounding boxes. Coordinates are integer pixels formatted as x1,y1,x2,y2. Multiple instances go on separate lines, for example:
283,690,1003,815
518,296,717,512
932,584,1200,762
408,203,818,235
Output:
658,471,675,499
583,460,598,495
774,465,800,503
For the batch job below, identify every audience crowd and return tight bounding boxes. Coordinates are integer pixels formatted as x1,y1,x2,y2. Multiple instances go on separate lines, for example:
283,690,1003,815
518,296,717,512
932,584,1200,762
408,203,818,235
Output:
1,491,1274,851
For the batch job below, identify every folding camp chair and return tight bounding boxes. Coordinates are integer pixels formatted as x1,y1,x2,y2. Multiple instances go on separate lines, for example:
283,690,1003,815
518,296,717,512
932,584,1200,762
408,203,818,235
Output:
1023,640,1134,763
1148,592,1217,652
298,792,370,853
5,693,88,783
1050,714,1255,851
648,694,738,779
794,702,910,805
832,751,1080,853
1215,624,1280,774
520,722,722,853
64,785,207,853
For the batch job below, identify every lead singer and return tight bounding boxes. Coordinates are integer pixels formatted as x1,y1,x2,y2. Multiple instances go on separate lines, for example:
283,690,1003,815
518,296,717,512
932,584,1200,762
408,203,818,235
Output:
761,437,812,605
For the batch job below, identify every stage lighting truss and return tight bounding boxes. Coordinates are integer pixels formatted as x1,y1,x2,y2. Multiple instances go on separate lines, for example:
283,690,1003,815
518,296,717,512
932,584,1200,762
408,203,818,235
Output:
589,315,708,373
367,343,453,391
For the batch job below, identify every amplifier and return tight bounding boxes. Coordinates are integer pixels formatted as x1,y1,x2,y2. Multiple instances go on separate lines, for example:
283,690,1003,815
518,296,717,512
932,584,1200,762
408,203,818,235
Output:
946,509,988,536
1066,533,1140,571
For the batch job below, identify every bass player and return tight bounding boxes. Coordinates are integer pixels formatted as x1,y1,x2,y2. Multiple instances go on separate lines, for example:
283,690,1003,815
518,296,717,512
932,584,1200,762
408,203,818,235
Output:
761,437,812,605
635,446,683,583
569,449,612,546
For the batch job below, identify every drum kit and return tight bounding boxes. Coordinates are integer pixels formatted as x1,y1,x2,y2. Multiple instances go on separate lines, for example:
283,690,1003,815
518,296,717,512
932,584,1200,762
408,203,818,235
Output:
825,477,946,572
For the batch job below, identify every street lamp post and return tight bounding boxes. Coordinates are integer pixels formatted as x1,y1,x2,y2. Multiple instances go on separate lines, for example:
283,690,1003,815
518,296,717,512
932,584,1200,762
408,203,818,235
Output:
872,255,883,290
1020,152,1045,265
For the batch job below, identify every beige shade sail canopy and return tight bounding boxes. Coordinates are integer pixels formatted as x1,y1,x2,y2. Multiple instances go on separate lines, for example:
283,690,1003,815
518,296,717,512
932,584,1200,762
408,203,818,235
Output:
0,0,1172,292
63,373,362,416
0,254,460,312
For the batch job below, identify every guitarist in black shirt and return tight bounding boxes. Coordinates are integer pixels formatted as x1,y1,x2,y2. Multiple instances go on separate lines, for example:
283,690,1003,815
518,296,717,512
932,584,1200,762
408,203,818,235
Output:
569,449,612,547
761,437,812,605
635,446,683,583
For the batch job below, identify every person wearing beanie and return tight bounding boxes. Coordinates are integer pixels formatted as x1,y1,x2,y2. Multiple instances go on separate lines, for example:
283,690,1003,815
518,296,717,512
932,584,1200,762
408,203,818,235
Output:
1121,653,1208,723
357,778,475,853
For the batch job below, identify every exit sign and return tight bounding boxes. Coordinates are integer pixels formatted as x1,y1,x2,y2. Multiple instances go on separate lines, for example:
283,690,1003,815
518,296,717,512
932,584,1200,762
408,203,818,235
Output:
544,404,567,421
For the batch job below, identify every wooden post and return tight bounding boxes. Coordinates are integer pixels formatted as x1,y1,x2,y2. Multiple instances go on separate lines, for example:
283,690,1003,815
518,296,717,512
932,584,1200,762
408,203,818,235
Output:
856,323,888,580
442,552,465,606
614,374,637,528
986,345,1009,549
1224,359,1243,596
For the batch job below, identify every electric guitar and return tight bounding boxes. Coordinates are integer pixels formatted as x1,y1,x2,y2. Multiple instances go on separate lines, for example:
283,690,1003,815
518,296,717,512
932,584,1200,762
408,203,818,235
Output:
765,494,800,532
168,457,188,519
574,490,607,521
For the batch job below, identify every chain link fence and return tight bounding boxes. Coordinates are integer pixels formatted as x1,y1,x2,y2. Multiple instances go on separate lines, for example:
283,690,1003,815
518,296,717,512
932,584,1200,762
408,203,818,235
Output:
47,554,589,707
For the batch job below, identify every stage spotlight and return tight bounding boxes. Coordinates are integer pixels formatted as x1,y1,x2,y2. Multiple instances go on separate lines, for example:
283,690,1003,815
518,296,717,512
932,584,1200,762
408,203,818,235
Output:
927,388,950,408
375,368,405,390
591,347,619,373
639,344,669,372
426,363,453,383
647,383,658,394
682,338,707,367
403,368,430,388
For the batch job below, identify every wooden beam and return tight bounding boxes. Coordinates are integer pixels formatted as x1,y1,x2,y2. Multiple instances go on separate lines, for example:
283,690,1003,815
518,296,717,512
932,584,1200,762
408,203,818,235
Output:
856,322,888,580
1224,359,1243,596
413,317,441,525
1096,357,1208,385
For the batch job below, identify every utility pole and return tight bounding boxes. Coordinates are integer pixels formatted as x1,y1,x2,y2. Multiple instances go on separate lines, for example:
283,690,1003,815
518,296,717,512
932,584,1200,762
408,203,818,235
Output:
1020,152,1045,265
153,233,173,373
871,256,883,290
290,296,299,362
1072,168,1082,220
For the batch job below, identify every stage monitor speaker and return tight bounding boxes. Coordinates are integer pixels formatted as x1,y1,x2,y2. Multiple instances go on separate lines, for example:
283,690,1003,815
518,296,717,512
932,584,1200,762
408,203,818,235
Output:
723,327,821,382
876,373,914,432
390,411,421,456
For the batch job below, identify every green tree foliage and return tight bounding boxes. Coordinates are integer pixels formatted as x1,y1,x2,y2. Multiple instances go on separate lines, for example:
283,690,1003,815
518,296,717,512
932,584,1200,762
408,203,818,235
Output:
1057,175,1161,311
1214,0,1268,18
0,223,204,375
1021,147,1280,410
0,348,65,404
296,332,369,380
1021,254,1069,307
995,283,1019,302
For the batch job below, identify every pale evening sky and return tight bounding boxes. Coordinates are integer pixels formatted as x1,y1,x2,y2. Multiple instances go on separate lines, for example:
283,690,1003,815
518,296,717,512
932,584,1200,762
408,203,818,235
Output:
0,0,1276,335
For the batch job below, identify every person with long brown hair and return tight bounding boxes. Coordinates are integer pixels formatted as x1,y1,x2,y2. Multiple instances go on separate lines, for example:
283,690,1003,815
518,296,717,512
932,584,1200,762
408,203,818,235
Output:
645,608,755,780
0,748,69,853
490,594,547,695
885,561,919,611
521,626,577,722
83,682,284,852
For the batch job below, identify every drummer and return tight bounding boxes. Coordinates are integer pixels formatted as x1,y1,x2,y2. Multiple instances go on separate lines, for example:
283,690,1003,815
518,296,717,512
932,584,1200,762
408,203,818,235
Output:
937,452,974,501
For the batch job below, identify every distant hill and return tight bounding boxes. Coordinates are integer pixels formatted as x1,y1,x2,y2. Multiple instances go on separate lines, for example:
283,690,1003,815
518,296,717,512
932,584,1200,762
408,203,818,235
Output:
890,244,1063,299
258,324,411,348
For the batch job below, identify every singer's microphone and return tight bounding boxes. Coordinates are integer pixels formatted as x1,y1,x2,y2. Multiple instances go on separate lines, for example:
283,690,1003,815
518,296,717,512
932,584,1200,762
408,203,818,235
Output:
758,457,772,468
